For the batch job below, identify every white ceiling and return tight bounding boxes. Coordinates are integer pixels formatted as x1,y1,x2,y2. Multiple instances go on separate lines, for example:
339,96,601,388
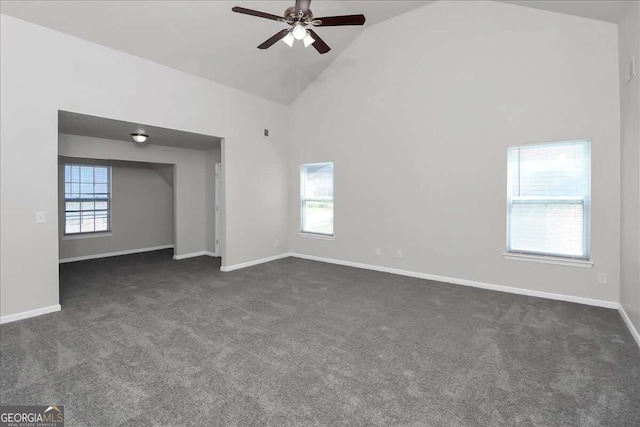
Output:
500,1,630,24
2,1,630,105
59,111,221,151
1,1,430,104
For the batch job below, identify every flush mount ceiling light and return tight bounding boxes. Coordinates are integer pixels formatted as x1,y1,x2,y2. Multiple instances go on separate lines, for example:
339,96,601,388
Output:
131,133,148,144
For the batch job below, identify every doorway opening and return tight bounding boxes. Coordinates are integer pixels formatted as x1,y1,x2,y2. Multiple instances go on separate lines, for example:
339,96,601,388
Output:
57,110,225,308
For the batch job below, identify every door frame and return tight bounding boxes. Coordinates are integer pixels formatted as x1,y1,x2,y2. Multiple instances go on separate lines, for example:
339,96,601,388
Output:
214,162,221,256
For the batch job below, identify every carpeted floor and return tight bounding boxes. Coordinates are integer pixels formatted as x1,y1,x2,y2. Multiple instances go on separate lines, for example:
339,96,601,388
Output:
1,250,639,426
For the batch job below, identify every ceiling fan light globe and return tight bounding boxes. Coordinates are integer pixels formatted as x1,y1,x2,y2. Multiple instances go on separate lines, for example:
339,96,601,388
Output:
292,24,307,40
303,33,315,48
282,32,295,47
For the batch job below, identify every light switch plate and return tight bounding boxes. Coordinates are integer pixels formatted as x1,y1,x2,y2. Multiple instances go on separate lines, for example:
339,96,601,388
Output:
36,211,46,224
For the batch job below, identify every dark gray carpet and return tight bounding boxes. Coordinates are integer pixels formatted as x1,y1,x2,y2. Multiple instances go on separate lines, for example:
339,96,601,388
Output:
1,250,639,426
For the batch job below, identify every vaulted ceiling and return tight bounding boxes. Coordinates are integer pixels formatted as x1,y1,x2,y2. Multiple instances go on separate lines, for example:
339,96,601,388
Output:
0,1,430,104
1,1,629,104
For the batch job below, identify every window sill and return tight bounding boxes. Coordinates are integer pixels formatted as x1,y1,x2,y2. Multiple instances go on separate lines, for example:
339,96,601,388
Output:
298,232,335,241
62,232,113,241
503,253,593,268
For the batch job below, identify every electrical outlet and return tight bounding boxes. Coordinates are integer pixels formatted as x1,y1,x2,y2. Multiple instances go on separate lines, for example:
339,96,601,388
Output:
597,273,607,284
375,248,381,256
274,239,279,247
36,211,45,224
397,250,403,258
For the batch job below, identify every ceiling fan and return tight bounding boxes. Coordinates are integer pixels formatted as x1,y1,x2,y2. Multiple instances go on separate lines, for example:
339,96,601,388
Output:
232,0,366,54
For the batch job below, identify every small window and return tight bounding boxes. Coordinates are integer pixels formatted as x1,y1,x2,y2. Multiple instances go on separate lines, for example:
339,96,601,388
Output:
64,164,111,234
301,162,334,236
507,140,591,259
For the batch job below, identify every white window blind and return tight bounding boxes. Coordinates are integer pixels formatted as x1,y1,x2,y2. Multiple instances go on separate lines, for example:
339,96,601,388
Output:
507,140,591,259
64,164,111,234
301,162,334,236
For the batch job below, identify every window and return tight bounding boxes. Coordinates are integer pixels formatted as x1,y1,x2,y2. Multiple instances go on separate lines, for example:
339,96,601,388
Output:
301,162,334,236
64,164,111,234
507,140,591,259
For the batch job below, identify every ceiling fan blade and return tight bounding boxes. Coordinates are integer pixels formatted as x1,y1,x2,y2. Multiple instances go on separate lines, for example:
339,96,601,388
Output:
306,29,330,54
232,6,285,22
313,14,366,27
257,29,291,49
295,0,312,15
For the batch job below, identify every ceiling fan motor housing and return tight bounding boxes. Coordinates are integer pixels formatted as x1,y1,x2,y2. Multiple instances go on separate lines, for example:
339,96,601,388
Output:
284,6,312,23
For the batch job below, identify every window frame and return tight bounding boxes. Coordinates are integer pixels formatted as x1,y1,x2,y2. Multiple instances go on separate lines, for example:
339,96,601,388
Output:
506,139,592,261
63,163,112,236
300,161,335,238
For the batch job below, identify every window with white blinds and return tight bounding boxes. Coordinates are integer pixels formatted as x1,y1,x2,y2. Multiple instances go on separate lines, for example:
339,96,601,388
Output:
64,164,111,234
507,140,591,259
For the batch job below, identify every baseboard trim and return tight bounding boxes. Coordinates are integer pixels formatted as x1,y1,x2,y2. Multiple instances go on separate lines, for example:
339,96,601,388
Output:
1,304,61,325
289,253,619,309
220,253,290,272
60,245,174,263
173,251,219,260
174,251,206,260
619,305,640,348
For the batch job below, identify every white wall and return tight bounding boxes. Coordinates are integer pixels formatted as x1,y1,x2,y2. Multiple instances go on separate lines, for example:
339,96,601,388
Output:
58,158,174,260
618,1,640,333
289,0,621,303
0,15,289,317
